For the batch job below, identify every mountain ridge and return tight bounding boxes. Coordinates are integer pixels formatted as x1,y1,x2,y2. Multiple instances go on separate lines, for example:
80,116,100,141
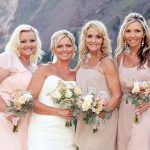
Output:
0,0,149,64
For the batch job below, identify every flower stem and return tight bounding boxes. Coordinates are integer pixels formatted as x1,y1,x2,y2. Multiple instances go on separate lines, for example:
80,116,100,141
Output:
13,125,18,132
134,113,139,124
65,120,72,127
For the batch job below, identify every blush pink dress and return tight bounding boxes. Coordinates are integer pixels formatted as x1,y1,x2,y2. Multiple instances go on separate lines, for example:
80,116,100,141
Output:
74,62,118,150
117,57,150,150
0,52,34,150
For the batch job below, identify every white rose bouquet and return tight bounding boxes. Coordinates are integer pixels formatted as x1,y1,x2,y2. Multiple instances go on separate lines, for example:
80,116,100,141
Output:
80,89,111,133
47,80,81,127
126,80,150,123
6,90,33,132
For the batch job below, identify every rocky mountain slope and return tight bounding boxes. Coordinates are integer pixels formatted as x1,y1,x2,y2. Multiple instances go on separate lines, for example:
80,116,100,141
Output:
0,0,150,64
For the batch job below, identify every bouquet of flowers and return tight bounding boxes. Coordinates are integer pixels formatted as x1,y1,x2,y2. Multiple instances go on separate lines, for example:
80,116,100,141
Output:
47,80,81,127
126,80,150,123
6,89,33,132
80,88,111,133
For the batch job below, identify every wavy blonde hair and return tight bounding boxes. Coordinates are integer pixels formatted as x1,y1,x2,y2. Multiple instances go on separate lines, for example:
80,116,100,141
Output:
116,13,150,68
50,30,76,52
5,24,43,64
79,20,111,63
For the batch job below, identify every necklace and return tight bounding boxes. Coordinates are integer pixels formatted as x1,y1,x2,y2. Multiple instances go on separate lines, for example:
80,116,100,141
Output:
128,55,139,67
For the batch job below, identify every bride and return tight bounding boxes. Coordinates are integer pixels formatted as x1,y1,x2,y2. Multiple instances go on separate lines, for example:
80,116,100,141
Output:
27,30,76,150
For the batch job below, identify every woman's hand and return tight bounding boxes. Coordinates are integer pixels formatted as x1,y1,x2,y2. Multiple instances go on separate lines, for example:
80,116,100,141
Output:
98,100,108,119
5,113,21,124
98,112,105,119
5,114,14,123
57,108,73,119
102,99,109,111
135,102,150,114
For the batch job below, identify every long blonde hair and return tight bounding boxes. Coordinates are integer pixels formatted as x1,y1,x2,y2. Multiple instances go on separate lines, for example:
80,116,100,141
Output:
116,13,150,68
50,30,76,52
79,20,111,63
5,24,43,64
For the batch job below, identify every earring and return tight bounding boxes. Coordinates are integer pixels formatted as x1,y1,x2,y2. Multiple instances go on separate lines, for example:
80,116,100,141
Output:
141,38,144,47
124,41,130,53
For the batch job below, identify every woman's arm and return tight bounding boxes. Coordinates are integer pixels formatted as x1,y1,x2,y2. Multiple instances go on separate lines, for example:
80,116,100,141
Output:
28,65,72,119
0,96,7,112
135,102,150,114
0,67,17,122
116,52,124,67
0,68,10,84
101,57,122,112
0,68,9,112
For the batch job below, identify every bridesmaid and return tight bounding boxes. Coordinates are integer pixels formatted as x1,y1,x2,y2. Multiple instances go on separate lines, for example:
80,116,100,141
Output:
116,13,150,150
0,24,43,150
74,20,122,150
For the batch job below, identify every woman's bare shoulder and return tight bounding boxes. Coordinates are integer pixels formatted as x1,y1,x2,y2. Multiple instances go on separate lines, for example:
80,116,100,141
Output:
69,69,76,80
74,61,83,73
116,52,124,66
101,56,114,65
100,56,117,74
34,63,53,77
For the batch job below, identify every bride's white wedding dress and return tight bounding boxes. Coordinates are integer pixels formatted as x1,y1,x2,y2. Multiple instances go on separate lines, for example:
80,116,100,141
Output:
28,75,76,150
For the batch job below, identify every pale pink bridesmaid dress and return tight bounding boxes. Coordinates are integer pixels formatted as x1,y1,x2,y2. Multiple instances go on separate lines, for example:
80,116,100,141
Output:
0,52,34,150
74,62,118,150
117,56,150,150
127,108,150,150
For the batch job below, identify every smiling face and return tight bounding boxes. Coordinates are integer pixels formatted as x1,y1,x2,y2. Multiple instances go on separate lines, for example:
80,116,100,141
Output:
54,36,74,61
124,21,145,49
85,27,103,53
19,30,37,58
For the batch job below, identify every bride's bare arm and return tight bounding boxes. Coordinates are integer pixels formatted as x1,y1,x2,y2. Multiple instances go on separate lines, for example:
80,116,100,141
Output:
28,65,71,119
